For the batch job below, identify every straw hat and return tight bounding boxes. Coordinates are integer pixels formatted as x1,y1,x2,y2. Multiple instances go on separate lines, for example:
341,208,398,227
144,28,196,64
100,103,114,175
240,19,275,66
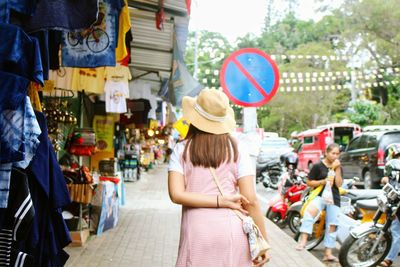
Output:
182,88,236,134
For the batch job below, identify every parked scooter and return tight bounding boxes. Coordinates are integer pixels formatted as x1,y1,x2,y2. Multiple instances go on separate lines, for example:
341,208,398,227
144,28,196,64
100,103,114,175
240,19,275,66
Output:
291,178,383,250
286,178,364,235
256,158,281,189
338,159,400,267
266,170,307,229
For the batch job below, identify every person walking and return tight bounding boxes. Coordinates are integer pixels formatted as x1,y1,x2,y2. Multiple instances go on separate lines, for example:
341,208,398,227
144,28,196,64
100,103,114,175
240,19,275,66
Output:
296,143,343,262
168,89,269,267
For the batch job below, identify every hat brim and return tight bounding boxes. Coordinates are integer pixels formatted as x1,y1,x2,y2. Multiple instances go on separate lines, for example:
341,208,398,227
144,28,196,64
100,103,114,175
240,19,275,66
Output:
182,96,236,135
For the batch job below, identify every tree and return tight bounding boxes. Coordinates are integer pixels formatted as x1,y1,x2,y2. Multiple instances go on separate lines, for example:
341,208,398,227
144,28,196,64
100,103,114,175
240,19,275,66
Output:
184,31,233,88
348,100,381,126
338,0,400,105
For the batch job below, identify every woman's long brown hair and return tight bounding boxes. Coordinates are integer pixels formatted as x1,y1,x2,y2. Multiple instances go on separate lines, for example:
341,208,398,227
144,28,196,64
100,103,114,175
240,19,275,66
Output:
182,124,238,168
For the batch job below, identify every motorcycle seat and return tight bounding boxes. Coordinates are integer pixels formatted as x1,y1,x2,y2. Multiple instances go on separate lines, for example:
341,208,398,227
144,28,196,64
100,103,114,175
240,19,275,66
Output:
346,189,381,202
356,198,378,210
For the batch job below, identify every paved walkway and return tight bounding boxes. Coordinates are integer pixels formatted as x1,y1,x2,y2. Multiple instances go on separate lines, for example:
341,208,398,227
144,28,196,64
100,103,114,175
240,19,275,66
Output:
65,164,324,267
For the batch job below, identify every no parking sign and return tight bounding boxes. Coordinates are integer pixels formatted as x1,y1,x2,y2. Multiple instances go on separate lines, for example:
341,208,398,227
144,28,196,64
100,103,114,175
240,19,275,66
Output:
220,48,280,107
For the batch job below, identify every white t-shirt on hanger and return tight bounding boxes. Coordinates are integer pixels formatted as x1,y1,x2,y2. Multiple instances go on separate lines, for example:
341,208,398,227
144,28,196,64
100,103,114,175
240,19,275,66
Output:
105,80,129,113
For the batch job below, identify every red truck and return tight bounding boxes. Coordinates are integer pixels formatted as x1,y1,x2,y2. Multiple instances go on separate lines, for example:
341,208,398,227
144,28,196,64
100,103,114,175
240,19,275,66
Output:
294,123,362,172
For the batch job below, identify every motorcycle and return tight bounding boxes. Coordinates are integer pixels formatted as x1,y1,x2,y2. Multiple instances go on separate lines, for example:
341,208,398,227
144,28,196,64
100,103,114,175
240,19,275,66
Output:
266,170,307,231
287,178,364,236
256,158,282,189
291,179,382,250
338,181,400,267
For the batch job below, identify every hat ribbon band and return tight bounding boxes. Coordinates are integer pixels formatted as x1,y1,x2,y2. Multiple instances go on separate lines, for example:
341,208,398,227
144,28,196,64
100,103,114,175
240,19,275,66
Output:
194,103,226,122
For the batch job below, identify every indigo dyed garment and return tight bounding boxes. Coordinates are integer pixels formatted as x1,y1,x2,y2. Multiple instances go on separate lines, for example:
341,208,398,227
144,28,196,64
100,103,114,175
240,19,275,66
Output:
21,0,98,32
62,0,124,68
0,97,41,208
0,23,44,85
19,112,71,267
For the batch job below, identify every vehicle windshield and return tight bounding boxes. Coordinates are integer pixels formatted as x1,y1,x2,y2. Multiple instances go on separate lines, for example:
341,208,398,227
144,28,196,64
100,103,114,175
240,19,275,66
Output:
379,133,400,149
261,139,290,148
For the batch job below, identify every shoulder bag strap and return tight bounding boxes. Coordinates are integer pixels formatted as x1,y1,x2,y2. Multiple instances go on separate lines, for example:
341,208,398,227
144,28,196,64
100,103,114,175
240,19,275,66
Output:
209,167,246,221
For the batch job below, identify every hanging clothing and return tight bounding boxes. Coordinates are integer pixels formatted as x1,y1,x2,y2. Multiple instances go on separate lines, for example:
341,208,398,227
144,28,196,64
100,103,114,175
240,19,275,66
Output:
105,65,131,82
61,0,125,68
119,98,151,126
48,30,62,70
128,79,152,100
48,68,75,91
15,0,98,32
0,167,35,267
105,80,129,113
29,31,49,80
70,68,106,94
0,97,41,208
128,79,157,119
119,30,132,66
0,0,39,23
115,0,131,61
0,71,29,110
16,111,71,267
0,23,44,85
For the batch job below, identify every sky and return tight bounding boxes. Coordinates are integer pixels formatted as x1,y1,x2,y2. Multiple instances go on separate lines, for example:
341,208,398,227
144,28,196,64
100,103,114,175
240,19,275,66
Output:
188,0,343,44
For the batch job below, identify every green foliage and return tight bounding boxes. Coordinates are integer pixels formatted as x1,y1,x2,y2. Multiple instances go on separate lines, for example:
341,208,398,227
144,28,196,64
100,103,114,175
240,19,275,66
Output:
184,31,233,88
348,101,381,126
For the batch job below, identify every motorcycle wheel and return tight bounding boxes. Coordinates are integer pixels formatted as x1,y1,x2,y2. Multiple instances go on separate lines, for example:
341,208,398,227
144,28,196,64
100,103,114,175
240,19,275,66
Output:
339,230,392,267
288,211,302,234
268,175,280,190
294,228,324,251
266,208,287,228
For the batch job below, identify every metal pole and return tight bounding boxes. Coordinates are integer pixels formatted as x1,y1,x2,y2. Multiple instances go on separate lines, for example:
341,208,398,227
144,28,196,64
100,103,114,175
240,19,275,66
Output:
193,31,199,79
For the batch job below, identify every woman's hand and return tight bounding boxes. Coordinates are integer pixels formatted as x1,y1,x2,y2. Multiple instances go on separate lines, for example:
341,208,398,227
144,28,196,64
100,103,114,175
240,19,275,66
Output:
253,253,270,266
332,159,341,170
220,194,250,215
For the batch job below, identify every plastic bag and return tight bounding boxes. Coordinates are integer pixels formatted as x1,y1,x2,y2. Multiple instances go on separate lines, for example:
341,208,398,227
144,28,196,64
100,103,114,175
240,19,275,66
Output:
322,169,335,204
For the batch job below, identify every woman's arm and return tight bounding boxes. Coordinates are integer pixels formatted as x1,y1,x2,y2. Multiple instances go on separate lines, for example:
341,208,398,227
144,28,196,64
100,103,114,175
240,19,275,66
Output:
335,167,343,188
332,160,343,188
237,176,267,239
168,171,249,213
307,178,326,188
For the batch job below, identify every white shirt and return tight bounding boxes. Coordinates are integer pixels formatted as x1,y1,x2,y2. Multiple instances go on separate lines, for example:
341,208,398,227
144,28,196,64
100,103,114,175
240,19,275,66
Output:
105,80,129,113
168,140,255,179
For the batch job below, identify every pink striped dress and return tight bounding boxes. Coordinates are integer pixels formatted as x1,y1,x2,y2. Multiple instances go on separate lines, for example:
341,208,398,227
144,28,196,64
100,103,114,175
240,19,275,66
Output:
169,142,253,267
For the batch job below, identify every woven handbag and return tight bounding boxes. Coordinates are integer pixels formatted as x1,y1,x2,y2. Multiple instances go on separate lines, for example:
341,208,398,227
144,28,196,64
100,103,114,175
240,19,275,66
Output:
209,168,270,260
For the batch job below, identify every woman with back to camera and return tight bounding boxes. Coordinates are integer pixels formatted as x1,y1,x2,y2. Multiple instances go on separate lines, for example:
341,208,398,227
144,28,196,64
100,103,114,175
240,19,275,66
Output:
296,143,343,262
168,88,269,267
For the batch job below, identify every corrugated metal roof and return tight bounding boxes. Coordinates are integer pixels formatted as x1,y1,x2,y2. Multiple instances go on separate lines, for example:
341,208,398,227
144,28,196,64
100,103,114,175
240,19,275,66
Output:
128,0,188,16
129,8,174,72
130,47,172,71
130,8,174,52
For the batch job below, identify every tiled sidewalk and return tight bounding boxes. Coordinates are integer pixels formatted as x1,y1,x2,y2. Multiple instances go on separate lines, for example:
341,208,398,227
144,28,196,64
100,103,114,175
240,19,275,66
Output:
65,164,324,267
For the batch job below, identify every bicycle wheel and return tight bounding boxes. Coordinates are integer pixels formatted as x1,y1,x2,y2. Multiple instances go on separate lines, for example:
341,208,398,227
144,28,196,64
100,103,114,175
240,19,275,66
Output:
86,29,110,53
67,32,79,46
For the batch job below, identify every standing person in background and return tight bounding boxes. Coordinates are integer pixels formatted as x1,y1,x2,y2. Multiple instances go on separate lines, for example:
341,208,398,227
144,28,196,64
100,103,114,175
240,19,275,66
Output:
168,89,269,267
296,143,343,262
165,133,175,163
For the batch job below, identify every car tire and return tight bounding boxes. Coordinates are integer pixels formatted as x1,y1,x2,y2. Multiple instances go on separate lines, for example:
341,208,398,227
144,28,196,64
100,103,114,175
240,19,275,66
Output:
363,171,372,189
